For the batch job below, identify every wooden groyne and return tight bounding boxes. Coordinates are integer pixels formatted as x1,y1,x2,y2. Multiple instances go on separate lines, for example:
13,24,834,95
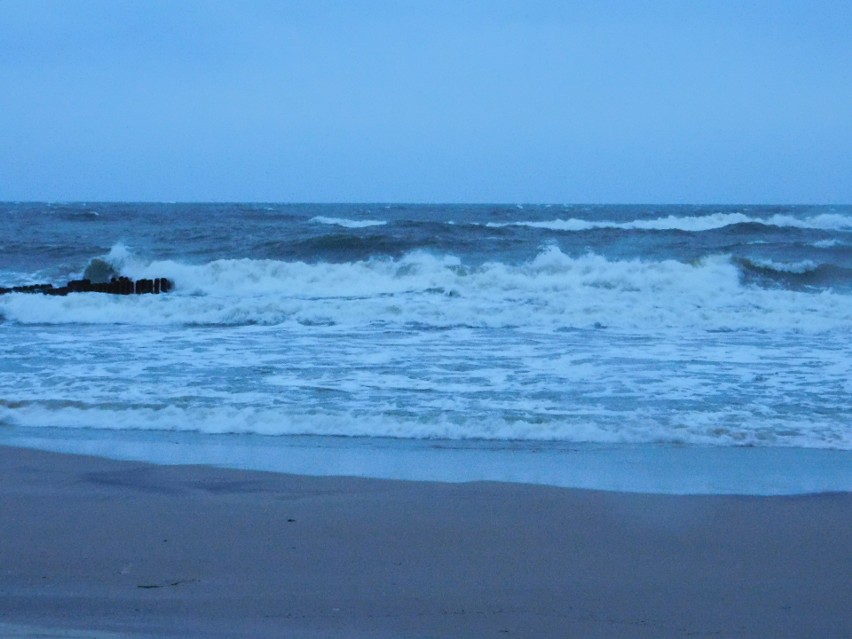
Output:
0,277,173,297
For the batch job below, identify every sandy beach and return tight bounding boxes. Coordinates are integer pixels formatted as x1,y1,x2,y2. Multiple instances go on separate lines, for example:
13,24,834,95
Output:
1,445,849,638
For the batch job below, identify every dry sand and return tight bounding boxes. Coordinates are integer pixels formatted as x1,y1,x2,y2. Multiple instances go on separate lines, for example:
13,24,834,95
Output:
1,445,849,638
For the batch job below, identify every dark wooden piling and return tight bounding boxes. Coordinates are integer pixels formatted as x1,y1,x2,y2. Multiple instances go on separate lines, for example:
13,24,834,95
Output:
0,277,174,297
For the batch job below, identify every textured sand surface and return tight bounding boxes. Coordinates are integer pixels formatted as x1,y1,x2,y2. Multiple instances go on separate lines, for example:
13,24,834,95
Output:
1,445,849,638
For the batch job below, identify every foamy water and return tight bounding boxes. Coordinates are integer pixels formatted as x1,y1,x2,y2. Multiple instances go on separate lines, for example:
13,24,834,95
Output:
1,204,850,478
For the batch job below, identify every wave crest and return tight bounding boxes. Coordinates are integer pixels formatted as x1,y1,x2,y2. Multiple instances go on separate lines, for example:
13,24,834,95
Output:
1,401,849,449
488,212,852,233
1,246,850,331
310,216,387,228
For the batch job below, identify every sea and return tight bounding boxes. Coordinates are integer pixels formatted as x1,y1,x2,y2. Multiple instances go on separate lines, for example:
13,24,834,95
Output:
1,203,850,494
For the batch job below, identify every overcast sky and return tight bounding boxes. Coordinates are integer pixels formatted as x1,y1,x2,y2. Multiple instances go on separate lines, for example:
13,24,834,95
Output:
1,0,849,203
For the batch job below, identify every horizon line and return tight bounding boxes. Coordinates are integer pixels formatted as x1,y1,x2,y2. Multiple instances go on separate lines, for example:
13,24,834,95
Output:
2,200,850,207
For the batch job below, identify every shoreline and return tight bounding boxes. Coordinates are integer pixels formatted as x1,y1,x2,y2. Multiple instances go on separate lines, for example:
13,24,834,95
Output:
3,427,850,495
1,444,850,638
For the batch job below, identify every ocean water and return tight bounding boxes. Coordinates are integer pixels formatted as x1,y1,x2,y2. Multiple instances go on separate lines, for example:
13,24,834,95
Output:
1,203,850,493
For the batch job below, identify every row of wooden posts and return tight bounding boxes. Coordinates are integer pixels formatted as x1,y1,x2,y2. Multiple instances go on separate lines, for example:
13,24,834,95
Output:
0,277,173,297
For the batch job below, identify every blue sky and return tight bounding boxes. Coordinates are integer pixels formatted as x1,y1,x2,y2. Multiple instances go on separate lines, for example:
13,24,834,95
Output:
1,0,849,203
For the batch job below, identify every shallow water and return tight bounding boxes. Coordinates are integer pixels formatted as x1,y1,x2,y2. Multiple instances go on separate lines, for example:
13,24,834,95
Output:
2,427,850,495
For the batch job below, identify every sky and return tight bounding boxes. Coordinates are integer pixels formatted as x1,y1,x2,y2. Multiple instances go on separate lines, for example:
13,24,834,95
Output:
0,0,850,203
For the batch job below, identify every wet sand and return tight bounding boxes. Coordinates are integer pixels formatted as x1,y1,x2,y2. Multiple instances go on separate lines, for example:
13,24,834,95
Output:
1,445,849,638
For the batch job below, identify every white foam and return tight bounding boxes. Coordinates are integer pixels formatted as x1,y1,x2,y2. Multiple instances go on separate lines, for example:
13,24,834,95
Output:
2,246,850,332
2,402,849,450
98,241,146,275
765,213,852,231
814,239,841,248
747,258,819,274
487,212,852,233
310,216,387,228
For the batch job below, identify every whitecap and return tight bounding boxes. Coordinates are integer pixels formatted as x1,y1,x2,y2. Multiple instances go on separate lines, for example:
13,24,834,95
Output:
2,247,850,333
487,212,852,233
310,216,387,228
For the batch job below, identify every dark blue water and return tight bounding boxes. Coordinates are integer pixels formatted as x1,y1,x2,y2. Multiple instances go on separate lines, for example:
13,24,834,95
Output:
2,203,850,289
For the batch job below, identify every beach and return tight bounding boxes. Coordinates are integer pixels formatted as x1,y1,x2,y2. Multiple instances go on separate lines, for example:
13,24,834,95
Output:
1,445,849,638
3,0,851,635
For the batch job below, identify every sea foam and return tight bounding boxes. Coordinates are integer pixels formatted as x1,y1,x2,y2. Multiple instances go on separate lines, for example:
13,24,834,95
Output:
2,401,849,449
310,216,387,228
487,212,852,232
3,203,851,471
1,245,850,332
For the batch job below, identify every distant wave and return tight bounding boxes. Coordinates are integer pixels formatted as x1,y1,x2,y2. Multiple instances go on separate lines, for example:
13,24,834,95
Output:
813,239,842,248
2,245,850,331
45,209,102,222
487,212,852,233
742,258,818,274
310,216,387,228
734,257,852,292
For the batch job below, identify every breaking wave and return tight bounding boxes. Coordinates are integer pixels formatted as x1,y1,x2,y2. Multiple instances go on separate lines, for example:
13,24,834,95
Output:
488,212,852,233
735,257,852,292
310,216,387,228
2,402,849,449
1,245,850,332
